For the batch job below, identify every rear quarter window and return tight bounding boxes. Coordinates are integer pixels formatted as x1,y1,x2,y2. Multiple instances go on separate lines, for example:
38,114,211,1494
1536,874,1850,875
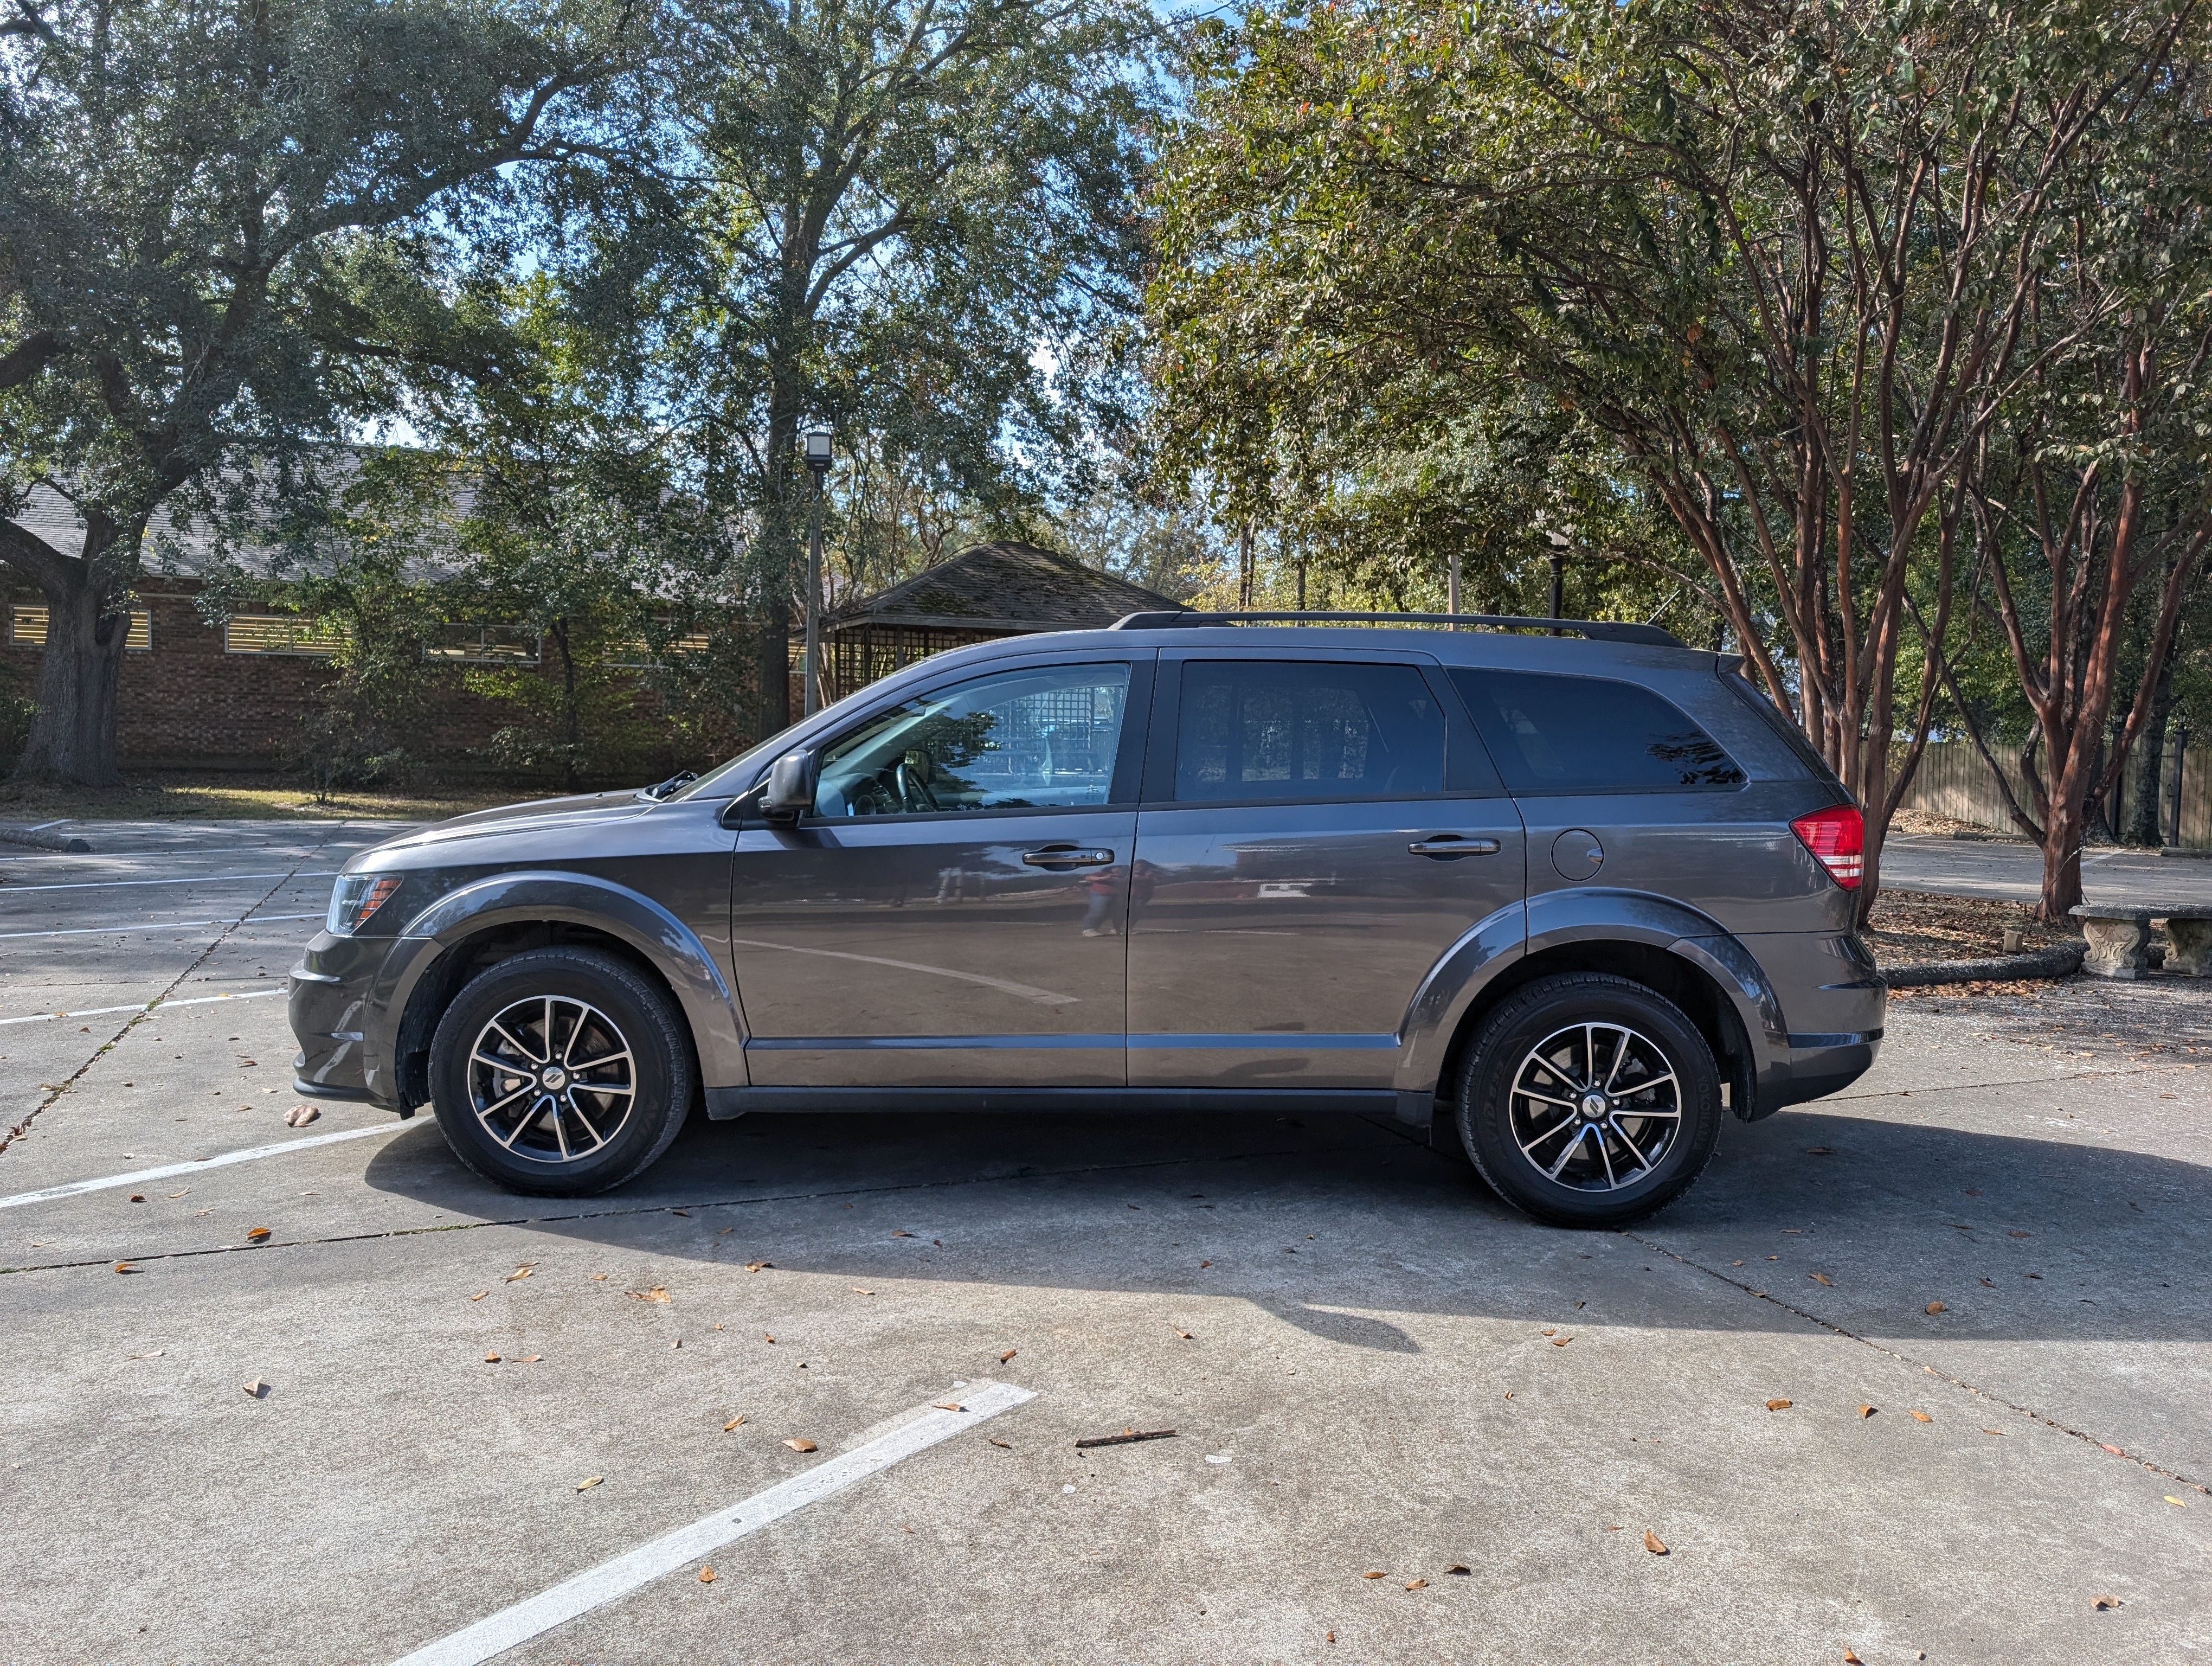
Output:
1449,668,1745,793
1721,670,1847,792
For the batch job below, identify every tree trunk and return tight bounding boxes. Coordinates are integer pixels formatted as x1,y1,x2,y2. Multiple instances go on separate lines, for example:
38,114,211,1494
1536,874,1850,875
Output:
2040,802,2086,922
5,516,136,787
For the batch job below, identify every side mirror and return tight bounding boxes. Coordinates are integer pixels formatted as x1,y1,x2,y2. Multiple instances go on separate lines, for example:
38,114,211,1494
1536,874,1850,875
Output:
761,748,817,826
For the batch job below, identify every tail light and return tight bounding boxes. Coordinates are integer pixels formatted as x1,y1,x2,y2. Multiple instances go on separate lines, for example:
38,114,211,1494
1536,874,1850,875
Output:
1790,804,1863,889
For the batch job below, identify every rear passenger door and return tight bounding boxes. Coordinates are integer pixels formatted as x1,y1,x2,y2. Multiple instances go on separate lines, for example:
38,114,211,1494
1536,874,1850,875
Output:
1447,667,1787,933
1126,652,1526,1090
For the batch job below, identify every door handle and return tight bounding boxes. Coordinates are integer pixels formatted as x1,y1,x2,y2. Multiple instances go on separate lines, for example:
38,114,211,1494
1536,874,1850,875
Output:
1408,835,1503,858
1023,847,1115,868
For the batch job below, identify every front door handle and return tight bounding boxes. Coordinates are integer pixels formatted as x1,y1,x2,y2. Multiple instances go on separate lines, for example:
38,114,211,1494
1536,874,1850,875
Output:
1023,846,1115,868
1408,835,1503,858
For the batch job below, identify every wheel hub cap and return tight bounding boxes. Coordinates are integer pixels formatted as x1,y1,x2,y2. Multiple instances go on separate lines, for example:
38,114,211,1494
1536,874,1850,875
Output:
466,995,638,1165
540,1066,569,1091
1507,1021,1684,1193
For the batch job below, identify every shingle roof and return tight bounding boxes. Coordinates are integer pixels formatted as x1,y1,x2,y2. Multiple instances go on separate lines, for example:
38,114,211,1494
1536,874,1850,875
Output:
826,540,1186,635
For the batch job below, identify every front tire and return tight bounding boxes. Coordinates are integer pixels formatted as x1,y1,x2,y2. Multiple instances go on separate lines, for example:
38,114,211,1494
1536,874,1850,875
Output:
428,947,694,1196
1456,973,1721,1227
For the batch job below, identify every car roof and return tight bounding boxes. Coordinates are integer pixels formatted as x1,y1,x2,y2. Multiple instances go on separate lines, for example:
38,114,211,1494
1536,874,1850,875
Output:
941,621,1722,677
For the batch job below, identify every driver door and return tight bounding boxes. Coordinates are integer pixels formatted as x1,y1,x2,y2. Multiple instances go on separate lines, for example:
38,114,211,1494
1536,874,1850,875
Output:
729,654,1152,1088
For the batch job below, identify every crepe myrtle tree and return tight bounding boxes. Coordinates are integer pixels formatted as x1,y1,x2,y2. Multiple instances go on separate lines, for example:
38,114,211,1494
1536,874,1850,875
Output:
0,0,640,783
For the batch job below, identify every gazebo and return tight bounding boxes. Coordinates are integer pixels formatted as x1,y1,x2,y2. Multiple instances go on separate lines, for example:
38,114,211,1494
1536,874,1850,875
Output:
813,540,1187,704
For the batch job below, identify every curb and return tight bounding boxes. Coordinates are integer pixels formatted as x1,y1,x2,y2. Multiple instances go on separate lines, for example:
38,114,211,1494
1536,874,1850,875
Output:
0,822,93,854
1882,941,2086,988
2159,846,2212,860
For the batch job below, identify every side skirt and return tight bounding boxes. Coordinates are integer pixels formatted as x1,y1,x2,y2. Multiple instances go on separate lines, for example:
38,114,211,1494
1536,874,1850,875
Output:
704,1086,1399,1120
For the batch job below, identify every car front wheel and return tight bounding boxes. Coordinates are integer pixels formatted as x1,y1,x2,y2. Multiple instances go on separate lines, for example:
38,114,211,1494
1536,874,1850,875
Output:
427,946,694,1196
1456,972,1721,1227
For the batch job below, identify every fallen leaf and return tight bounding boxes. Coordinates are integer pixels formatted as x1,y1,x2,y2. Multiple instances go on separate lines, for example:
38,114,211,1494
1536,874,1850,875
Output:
242,1379,268,1398
128,1193,145,1203
933,1401,964,1412
484,1351,501,1363
718,1226,734,1235
1000,1348,1017,1363
851,1287,873,1295
1766,1399,1793,1411
628,1287,672,1304
668,1208,690,1218
784,1438,818,1452
891,1229,913,1238
1843,1650,1863,1664
1404,1579,1427,1590
1199,1260,1211,1268
1445,1564,1470,1575
1809,1273,1833,1286
1857,1404,1875,1419
1643,1530,1668,1555
283,1104,319,1126
575,1476,603,1492
1541,1328,1556,1336
724,1416,745,1431
519,1355,542,1364
127,1349,163,1360
763,1333,775,1343
1926,1300,1946,1314
744,1260,773,1272
1805,1146,1833,1155
167,1189,188,1198
2092,1594,2121,1610
2100,1442,2125,1455
1326,1631,1335,1643
988,1437,1011,1449
698,1565,715,1584
1173,1327,1194,1340
2007,1229,2031,1239
245,1226,271,1242
590,1273,608,1281
1362,1571,1387,1580
505,1265,533,1282
1551,1335,1571,1347
112,1261,138,1274
2166,1496,2188,1508
1503,1391,1514,1400
1909,1410,1933,1423
469,1290,489,1302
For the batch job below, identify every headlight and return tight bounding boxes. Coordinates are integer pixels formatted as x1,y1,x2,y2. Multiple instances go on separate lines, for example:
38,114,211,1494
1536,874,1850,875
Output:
327,873,403,935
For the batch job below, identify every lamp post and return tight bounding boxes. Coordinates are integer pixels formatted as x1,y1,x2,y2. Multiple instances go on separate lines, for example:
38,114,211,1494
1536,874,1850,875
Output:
1545,530,1570,634
800,426,833,717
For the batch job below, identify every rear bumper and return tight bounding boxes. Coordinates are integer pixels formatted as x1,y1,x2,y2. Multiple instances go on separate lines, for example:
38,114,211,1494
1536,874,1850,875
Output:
1763,1029,1882,1113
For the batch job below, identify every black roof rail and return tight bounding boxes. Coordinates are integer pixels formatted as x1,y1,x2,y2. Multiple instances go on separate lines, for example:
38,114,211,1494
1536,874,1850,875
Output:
1107,610,1686,649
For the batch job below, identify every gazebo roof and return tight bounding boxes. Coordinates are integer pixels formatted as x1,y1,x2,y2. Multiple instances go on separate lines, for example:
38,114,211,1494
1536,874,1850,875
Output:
825,540,1186,636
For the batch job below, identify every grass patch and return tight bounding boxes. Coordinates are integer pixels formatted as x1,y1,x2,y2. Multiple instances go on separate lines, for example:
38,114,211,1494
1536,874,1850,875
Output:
0,771,545,824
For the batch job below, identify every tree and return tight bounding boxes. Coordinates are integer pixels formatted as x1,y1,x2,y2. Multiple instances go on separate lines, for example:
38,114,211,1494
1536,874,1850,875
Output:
1148,0,2202,915
0,0,638,783
636,0,1158,731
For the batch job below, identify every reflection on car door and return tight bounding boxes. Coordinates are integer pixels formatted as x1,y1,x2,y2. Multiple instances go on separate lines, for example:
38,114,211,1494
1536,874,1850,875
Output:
729,656,1150,1088
1127,652,1526,1090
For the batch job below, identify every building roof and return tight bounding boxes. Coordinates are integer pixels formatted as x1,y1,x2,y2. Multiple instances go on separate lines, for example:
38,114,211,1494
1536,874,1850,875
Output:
826,540,1187,636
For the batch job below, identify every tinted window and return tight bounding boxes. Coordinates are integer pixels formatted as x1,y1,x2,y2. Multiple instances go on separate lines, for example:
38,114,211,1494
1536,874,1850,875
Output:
1723,670,1843,789
1450,669,1744,792
815,662,1130,816
1174,660,1445,802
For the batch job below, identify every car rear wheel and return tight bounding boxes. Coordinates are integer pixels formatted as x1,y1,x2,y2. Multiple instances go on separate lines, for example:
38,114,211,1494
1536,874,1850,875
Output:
1455,972,1721,1227
428,947,693,1196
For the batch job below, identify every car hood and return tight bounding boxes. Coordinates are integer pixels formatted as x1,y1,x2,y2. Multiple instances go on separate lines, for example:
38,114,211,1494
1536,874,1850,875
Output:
351,791,655,866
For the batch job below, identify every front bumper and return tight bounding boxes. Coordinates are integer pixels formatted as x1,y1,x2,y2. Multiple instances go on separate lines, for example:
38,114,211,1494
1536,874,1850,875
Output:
288,933,398,1110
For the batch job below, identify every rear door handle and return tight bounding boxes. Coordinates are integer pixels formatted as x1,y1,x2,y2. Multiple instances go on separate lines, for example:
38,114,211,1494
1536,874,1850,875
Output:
1023,846,1115,868
1408,835,1503,858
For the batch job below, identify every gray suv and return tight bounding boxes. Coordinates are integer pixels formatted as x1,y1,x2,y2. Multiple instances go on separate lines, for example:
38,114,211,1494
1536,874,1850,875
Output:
290,613,1882,1227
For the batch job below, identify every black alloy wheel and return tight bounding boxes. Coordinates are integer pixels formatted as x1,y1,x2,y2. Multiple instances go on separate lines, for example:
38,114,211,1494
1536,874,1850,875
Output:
428,946,694,1196
1455,972,1722,1227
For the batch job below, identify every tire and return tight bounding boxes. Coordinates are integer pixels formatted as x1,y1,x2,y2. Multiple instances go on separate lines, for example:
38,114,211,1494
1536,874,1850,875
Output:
427,946,695,1197
1455,972,1721,1228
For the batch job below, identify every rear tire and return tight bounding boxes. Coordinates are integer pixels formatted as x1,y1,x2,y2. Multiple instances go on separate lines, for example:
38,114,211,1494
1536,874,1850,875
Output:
1455,973,1720,1227
428,947,693,1196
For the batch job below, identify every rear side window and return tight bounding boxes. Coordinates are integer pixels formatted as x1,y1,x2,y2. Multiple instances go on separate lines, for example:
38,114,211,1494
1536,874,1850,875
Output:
1175,659,1445,802
1449,668,1745,793
1722,670,1844,790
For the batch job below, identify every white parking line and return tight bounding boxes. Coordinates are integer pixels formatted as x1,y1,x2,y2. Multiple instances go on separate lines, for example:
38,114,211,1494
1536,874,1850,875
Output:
0,869,340,894
0,986,289,1028
0,912,324,941
0,1124,401,1212
389,1382,1036,1666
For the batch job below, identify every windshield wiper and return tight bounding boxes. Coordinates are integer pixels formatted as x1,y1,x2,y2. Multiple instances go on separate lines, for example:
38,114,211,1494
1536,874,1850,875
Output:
641,770,699,802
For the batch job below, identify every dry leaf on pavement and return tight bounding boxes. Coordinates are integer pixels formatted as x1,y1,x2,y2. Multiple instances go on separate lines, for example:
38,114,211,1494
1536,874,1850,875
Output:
167,1189,188,1198
1909,1410,1933,1422
1404,1579,1427,1590
245,1226,271,1242
2166,1496,2189,1508
128,1193,144,1203
744,1260,773,1272
1445,1564,1470,1575
242,1379,268,1398
1643,1530,1668,1555
1000,1349,1017,1363
891,1229,913,1238
469,1290,488,1301
2092,1594,2121,1610
2007,1229,2031,1239
851,1287,873,1295
698,1565,716,1584
1766,1399,1793,1411
723,1416,745,1431
1173,1328,1194,1340
1551,1335,1571,1347
628,1287,672,1304
1857,1404,1875,1418
505,1265,534,1282
519,1355,542,1363
1809,1273,1833,1286
112,1261,138,1274
484,1351,501,1363
784,1438,818,1452
933,1402,964,1412
575,1476,603,1491
1843,1649,1863,1664
1926,1300,1946,1314
1361,1571,1387,1580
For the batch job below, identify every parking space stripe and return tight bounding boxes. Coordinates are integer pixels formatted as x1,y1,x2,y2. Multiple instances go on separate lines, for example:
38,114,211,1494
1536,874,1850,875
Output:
0,869,340,894
0,1124,400,1211
388,1383,1037,1666
0,986,288,1028
0,912,324,940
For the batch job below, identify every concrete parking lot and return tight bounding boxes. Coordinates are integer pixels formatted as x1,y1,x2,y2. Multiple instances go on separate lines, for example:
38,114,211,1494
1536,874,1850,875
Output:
3,822,2210,1665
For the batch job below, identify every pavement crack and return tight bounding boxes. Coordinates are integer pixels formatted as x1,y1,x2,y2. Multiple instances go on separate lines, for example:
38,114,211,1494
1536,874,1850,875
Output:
1625,1226,2211,1498
0,828,346,1164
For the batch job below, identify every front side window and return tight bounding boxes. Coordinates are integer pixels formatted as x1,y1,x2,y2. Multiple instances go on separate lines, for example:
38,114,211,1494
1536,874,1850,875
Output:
1450,668,1745,792
813,662,1131,817
1173,659,1445,803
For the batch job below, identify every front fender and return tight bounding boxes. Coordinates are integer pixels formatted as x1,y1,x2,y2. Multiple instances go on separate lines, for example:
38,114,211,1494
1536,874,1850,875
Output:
368,870,748,1097
1392,888,1789,1105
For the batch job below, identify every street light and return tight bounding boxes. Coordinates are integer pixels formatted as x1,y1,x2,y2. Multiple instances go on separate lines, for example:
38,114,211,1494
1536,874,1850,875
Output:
1545,529,1570,635
800,426,833,717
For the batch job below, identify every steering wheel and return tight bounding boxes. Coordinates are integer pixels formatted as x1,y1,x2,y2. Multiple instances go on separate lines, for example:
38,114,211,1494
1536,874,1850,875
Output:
894,752,941,812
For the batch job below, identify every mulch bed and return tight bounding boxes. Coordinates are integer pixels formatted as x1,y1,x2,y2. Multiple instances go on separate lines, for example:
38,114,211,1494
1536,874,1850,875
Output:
1863,888,2065,969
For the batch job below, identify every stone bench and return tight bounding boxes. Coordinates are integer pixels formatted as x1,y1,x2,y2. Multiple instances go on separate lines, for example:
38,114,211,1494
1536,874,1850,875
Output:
2069,904,2212,979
